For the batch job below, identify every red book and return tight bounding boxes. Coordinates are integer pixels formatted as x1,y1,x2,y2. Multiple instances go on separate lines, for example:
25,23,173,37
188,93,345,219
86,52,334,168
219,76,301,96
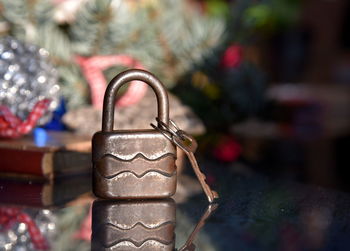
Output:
0,175,91,207
0,131,91,180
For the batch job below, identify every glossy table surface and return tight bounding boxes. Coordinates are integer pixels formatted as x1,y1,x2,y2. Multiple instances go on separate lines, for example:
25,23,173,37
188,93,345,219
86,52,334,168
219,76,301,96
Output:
1,169,350,251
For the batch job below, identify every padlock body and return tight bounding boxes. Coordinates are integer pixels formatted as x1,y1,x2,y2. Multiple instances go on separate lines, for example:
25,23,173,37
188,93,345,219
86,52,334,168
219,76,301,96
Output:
92,129,177,199
91,199,176,251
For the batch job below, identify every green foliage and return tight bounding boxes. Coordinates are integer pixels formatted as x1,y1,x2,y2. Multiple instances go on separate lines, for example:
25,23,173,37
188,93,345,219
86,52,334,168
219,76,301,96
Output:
173,62,267,131
205,0,230,18
171,0,302,130
0,0,224,108
241,0,301,32
223,0,302,45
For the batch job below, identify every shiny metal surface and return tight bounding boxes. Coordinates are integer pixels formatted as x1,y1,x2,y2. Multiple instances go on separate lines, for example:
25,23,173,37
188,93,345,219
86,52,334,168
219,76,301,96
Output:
102,69,170,132
91,199,217,251
178,203,218,251
91,199,176,251
151,118,218,203
2,168,350,250
92,70,176,199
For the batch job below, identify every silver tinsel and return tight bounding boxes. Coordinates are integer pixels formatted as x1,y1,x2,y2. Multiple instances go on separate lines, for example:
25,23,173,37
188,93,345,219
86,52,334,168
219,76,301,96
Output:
0,209,57,251
0,36,59,124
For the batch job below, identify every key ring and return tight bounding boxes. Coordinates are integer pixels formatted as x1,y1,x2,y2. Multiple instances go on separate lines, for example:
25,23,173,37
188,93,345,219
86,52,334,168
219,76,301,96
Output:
150,122,173,142
151,117,218,203
155,117,185,140
151,118,197,153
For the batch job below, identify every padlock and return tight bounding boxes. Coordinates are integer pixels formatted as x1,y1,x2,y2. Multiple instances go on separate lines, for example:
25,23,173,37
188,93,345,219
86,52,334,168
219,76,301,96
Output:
92,69,177,199
91,199,217,251
91,199,176,251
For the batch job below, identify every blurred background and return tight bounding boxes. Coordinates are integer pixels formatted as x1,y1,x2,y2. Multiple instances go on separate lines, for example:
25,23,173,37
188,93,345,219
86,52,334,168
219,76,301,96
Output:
0,0,349,194
1,1,350,250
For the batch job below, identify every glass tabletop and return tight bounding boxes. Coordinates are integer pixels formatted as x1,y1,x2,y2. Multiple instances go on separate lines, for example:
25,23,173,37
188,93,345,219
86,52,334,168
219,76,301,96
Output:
1,169,350,251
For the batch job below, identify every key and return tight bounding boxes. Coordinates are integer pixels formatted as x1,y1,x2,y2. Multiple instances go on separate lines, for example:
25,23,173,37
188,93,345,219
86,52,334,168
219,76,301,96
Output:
151,119,219,203
173,132,219,203
178,203,218,251
186,150,219,203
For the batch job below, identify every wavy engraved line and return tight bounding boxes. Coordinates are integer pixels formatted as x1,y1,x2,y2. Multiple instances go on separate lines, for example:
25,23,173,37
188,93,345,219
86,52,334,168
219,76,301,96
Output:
106,240,173,250
104,238,174,249
106,240,171,249
104,221,175,231
95,168,177,180
100,152,176,162
97,168,176,179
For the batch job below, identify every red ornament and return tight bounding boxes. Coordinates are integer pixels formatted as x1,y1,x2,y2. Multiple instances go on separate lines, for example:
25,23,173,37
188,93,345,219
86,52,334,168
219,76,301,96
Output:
75,54,148,109
220,45,243,69
0,99,51,139
0,207,49,250
213,137,241,162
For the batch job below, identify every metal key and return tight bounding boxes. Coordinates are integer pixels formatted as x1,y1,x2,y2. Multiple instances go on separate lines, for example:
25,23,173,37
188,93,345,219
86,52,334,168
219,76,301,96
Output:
151,119,219,203
178,203,218,251
173,132,219,203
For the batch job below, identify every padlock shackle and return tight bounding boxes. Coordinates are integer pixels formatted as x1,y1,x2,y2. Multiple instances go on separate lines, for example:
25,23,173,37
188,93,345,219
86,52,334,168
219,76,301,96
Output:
102,69,169,132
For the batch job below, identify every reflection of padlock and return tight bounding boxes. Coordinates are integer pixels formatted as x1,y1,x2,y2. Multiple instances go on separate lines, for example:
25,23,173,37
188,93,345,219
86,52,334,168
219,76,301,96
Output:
92,69,177,199
91,199,176,251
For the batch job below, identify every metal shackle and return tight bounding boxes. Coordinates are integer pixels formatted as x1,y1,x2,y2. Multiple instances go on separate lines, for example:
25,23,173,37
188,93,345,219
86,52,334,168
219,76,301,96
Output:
102,69,169,132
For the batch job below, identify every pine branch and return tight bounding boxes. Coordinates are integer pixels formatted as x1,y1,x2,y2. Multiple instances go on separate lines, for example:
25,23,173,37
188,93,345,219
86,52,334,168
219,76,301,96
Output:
1,0,225,107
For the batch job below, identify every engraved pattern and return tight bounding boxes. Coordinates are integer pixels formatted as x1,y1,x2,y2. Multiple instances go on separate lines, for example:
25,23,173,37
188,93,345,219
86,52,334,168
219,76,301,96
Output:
92,131,177,198
92,200,176,251
101,152,176,162
93,167,177,198
108,240,172,250
95,153,176,178
92,131,176,162
95,168,177,180
101,222,175,248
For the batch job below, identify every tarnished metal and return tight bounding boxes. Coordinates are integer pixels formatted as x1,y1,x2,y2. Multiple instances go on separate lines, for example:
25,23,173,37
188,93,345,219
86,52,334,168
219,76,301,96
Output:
91,199,176,251
178,203,218,251
92,69,177,199
91,199,217,251
151,118,219,203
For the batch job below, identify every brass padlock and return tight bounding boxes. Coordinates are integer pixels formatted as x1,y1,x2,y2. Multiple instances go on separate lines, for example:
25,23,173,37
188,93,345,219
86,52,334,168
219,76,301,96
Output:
91,199,217,251
92,69,177,199
91,199,176,250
